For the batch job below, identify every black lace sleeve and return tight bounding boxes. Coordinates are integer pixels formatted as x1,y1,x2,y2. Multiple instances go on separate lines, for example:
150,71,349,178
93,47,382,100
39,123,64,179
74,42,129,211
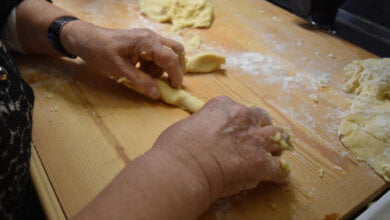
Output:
0,40,35,219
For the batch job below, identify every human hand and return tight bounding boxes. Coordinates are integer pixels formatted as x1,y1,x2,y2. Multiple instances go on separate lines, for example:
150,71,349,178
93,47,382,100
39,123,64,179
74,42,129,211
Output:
73,96,292,220
62,22,185,99
152,96,291,202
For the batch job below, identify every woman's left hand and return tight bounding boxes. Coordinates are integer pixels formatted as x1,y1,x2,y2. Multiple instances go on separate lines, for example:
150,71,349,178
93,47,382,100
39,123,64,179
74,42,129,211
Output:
61,21,185,99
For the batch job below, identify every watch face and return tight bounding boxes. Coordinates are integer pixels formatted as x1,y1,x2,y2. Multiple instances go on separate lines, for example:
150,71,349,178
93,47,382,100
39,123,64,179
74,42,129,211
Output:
290,0,312,17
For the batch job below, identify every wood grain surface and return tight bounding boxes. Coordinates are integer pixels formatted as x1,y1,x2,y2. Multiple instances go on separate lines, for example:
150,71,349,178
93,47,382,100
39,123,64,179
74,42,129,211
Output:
20,0,388,219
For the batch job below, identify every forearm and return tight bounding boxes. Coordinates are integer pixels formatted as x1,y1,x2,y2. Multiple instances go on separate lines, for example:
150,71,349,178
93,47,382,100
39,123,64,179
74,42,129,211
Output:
73,147,211,220
15,0,75,56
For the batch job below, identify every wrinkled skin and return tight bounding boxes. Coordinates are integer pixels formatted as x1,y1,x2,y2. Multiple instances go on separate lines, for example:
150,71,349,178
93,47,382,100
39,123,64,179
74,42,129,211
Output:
74,96,291,220
15,1,290,217
63,24,185,99
152,96,289,201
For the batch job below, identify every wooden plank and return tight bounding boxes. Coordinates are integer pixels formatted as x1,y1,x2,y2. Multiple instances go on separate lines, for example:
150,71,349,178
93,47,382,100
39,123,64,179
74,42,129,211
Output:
19,0,388,219
30,146,66,220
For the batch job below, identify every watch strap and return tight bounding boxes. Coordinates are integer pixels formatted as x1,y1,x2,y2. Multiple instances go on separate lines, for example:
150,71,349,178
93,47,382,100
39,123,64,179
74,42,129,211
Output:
48,16,79,58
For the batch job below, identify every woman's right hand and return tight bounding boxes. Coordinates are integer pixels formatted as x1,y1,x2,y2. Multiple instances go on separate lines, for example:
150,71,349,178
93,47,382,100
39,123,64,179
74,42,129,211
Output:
74,96,292,220
152,96,291,202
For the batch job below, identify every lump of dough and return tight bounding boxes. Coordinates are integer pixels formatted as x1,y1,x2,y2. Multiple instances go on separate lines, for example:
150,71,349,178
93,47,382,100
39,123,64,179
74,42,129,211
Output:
339,58,390,182
185,53,226,73
340,112,390,181
156,79,205,113
140,0,214,30
343,58,390,100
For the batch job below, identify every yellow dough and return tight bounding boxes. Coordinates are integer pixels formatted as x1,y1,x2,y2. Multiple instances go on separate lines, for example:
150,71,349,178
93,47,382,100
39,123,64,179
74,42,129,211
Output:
140,0,214,30
339,58,390,181
156,79,205,113
185,53,226,73
117,77,204,113
184,35,203,51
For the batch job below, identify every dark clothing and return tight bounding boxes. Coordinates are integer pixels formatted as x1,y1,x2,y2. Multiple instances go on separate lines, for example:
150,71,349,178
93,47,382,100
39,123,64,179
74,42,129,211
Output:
0,0,36,219
0,0,24,29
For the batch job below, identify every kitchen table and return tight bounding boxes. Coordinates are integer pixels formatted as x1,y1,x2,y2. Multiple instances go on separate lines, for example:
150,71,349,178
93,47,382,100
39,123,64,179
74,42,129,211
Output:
17,0,388,219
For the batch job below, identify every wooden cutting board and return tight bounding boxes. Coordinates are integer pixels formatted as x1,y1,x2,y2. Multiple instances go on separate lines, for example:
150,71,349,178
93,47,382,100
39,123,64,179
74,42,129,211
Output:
17,0,388,219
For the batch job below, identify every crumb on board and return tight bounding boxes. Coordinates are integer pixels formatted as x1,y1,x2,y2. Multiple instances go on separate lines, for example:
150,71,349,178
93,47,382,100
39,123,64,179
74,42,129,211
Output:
319,168,325,178
319,78,330,88
50,105,58,112
296,39,303,47
333,166,342,171
328,53,335,58
309,94,319,103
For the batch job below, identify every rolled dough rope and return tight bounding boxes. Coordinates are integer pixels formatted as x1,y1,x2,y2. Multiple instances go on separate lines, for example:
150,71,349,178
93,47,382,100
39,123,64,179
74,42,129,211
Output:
117,77,204,113
156,79,205,113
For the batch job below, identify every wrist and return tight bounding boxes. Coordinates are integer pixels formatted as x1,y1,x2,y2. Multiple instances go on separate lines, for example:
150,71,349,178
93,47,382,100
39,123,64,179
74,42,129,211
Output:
60,19,98,59
139,147,213,218
48,16,79,58
76,147,213,220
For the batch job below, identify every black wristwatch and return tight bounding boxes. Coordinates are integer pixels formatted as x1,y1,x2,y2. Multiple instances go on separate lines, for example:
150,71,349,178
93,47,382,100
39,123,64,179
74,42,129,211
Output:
48,16,79,59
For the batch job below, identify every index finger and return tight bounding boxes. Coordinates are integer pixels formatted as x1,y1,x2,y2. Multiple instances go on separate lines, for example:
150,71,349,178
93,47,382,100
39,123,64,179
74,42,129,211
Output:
145,44,184,89
159,36,186,74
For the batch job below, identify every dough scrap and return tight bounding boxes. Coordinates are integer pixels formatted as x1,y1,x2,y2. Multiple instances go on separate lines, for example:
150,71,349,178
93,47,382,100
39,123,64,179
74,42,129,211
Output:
140,0,214,30
186,52,226,73
339,58,390,181
156,79,205,113
271,127,295,151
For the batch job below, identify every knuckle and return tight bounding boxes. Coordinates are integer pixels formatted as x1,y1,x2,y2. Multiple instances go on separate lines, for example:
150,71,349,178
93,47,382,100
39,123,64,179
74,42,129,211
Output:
137,28,155,38
176,43,185,53
230,105,250,119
